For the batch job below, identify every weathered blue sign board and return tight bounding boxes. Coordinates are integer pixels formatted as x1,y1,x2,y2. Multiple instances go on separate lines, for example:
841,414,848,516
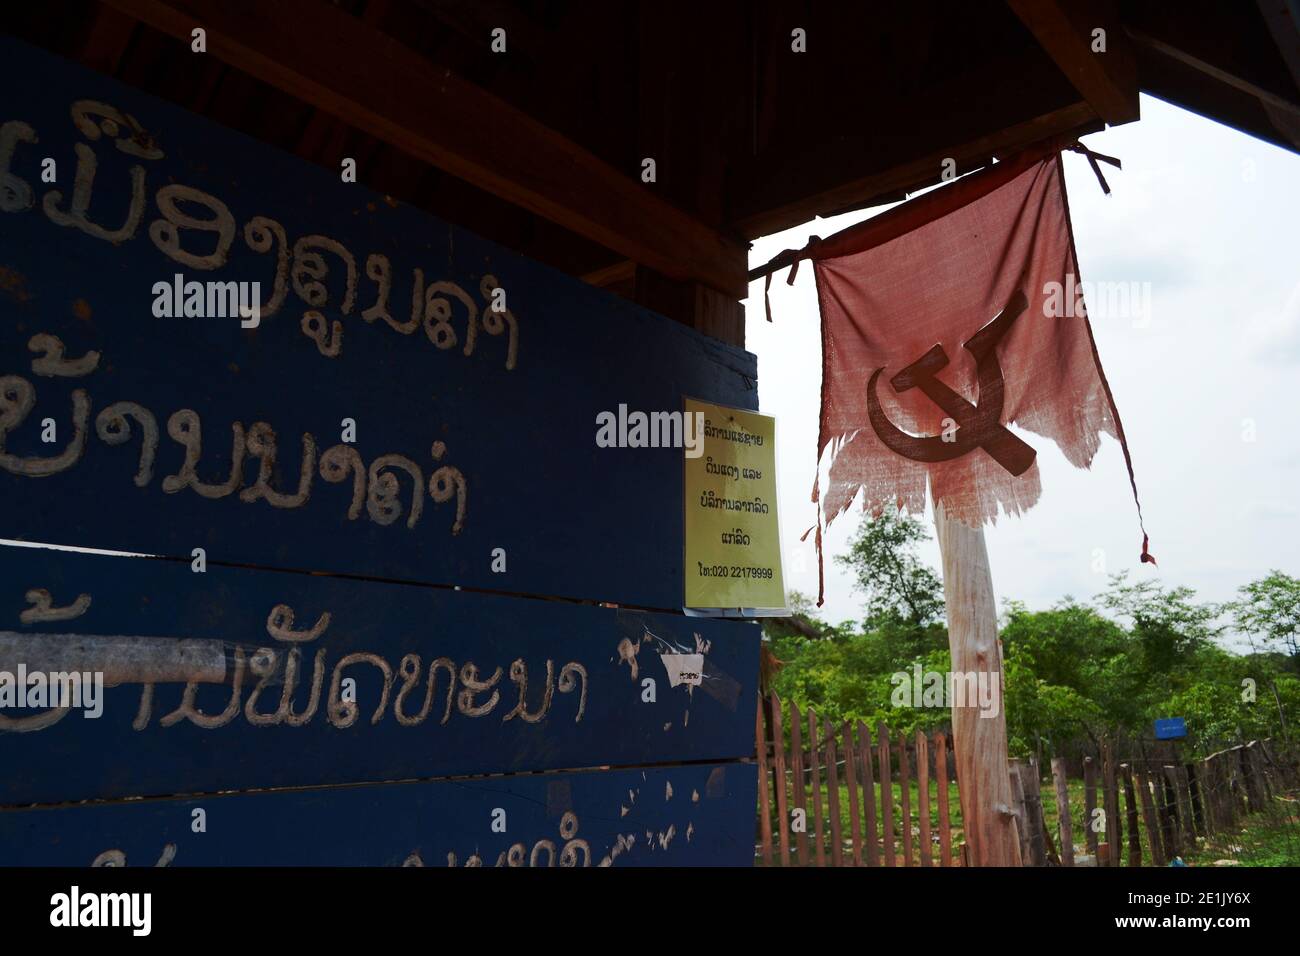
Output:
1,761,757,867
1154,717,1187,740
0,545,757,806
0,36,761,866
0,33,758,610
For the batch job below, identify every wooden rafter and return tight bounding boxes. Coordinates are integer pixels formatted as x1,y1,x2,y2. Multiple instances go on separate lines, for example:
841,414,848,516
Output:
1007,0,1140,126
1257,0,1300,90
78,3,138,76
100,0,748,298
731,101,1101,241
1129,27,1300,121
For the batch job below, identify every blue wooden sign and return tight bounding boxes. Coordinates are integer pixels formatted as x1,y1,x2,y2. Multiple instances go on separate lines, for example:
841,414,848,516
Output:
0,761,756,867
0,545,757,806
0,36,760,866
0,35,758,610
1154,717,1187,740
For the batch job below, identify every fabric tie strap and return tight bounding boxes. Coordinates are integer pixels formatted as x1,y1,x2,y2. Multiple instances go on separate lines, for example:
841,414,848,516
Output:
758,237,820,321
763,255,801,322
1067,142,1122,195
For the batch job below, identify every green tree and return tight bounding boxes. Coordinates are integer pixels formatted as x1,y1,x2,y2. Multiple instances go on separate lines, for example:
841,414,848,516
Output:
1098,572,1218,676
1000,598,1129,746
1002,654,1103,755
1228,571,1300,666
786,589,819,618
1001,599,1128,691
836,505,944,629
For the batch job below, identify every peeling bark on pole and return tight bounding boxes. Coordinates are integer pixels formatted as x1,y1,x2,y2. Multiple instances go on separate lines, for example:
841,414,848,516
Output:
933,501,1022,866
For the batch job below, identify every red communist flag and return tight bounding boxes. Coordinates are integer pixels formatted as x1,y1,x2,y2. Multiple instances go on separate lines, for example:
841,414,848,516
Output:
769,143,1150,604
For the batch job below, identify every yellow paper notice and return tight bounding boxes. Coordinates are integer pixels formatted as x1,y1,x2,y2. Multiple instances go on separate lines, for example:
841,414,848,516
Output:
684,398,785,610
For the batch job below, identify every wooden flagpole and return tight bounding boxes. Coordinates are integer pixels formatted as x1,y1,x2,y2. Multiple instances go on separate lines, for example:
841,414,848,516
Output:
933,500,1023,866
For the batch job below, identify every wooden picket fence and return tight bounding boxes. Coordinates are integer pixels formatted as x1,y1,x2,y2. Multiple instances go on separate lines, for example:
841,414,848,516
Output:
755,694,963,866
1019,737,1299,867
757,690,1299,867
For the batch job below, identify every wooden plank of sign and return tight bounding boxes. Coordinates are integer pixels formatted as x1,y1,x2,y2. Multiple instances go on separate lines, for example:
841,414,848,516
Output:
0,760,756,866
0,546,758,806
0,36,758,610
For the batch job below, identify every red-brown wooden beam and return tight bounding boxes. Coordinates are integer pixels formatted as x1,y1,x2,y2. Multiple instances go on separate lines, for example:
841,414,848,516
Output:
732,100,1101,241
1128,27,1300,123
77,3,138,76
100,0,749,298
1006,0,1139,126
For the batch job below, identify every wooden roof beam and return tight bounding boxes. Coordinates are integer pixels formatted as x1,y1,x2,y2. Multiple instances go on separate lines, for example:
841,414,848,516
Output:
407,0,547,70
1006,0,1139,125
1258,0,1300,91
101,0,748,298
1128,27,1300,124
731,100,1102,240
78,4,138,76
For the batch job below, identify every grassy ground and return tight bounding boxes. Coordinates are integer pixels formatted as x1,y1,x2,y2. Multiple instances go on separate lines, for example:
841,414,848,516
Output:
1036,776,1300,867
759,774,1300,866
1199,811,1300,866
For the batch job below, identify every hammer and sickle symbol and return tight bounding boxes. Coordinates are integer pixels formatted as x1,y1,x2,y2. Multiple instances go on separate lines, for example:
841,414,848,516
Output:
866,288,1036,476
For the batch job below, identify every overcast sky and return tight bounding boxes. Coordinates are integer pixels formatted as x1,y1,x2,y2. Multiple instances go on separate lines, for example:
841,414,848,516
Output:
746,95,1300,633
